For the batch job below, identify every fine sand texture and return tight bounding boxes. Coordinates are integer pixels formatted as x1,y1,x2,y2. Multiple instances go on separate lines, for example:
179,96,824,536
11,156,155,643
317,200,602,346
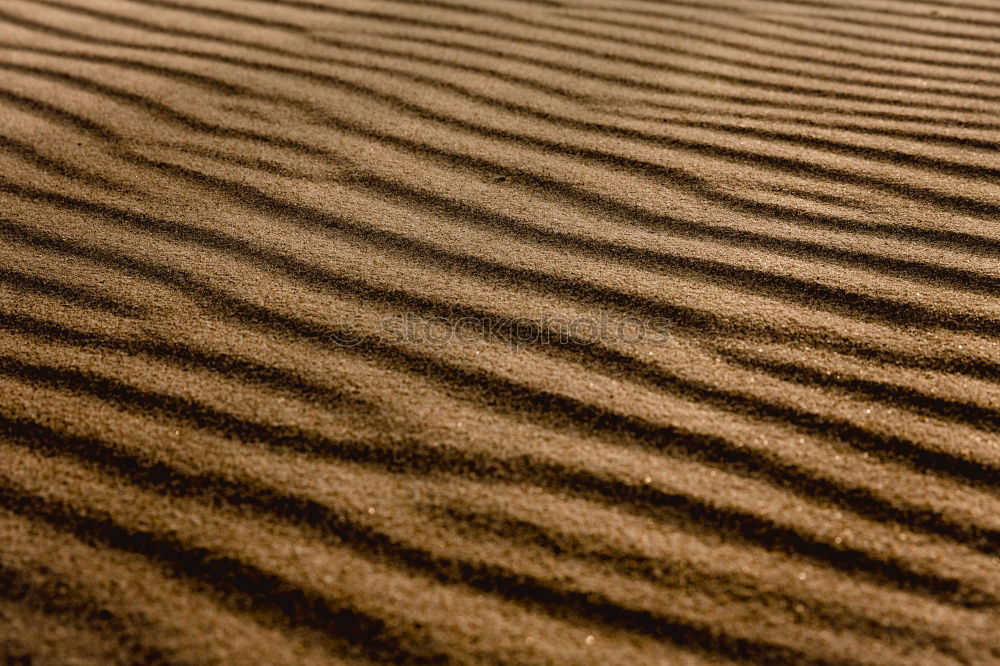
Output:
1,0,999,664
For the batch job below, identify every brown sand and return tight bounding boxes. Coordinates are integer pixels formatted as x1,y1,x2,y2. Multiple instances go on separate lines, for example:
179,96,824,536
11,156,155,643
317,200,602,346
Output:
0,0,998,663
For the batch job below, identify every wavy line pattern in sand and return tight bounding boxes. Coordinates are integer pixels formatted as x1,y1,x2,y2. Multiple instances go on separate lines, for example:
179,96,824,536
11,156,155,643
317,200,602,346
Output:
0,0,997,664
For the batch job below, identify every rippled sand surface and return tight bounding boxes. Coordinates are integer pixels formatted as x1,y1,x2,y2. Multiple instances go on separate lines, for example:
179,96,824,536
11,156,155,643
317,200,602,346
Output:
0,1,998,664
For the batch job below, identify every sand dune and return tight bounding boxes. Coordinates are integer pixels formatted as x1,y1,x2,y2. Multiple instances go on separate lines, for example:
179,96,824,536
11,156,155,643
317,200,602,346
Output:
0,0,997,663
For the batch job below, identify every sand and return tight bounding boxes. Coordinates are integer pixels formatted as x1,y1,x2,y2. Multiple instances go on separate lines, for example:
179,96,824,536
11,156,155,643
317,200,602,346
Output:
0,0,998,663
